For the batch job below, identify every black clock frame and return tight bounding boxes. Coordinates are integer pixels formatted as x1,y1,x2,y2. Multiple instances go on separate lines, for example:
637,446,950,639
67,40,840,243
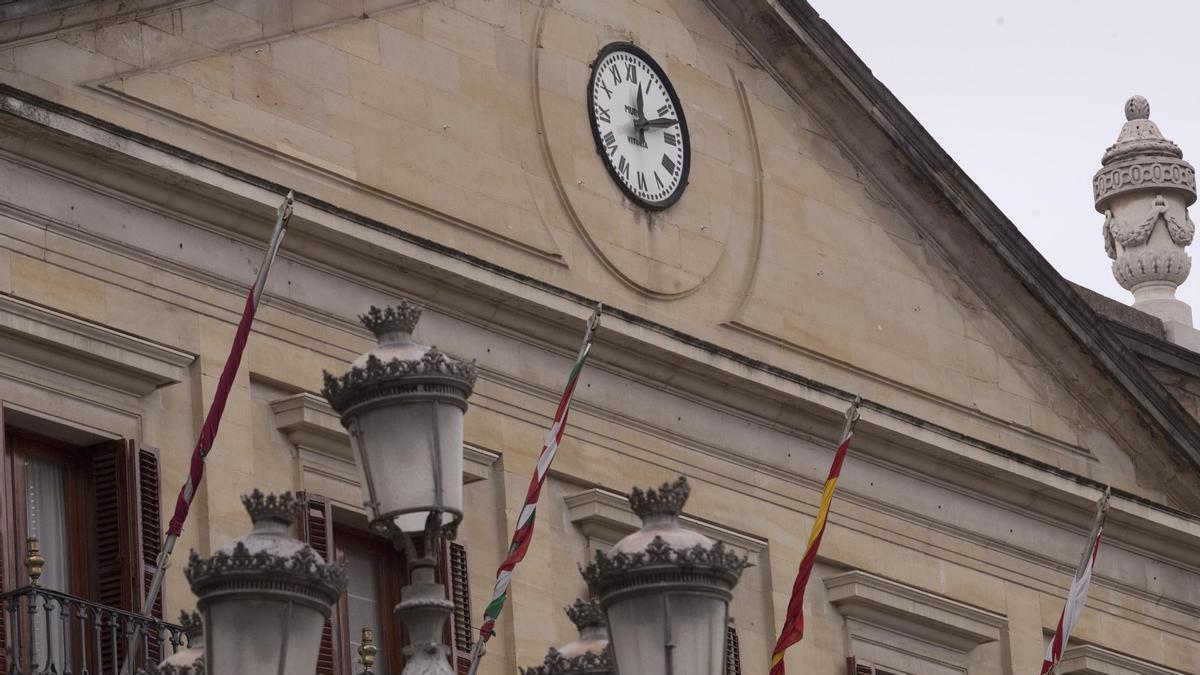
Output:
586,41,691,211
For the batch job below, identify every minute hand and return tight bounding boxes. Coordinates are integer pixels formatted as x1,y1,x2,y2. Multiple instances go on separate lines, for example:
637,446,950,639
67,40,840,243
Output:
636,117,678,129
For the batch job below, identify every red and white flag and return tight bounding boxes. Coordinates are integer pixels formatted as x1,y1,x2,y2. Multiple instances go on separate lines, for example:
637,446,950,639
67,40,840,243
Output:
1041,487,1111,674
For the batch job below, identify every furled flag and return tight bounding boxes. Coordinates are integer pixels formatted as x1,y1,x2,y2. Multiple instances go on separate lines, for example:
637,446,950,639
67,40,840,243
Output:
770,397,861,675
466,303,602,675
121,192,294,675
1041,487,1111,674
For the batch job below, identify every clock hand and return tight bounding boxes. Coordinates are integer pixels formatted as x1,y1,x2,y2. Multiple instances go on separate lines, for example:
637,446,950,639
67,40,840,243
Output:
635,87,647,144
639,117,678,129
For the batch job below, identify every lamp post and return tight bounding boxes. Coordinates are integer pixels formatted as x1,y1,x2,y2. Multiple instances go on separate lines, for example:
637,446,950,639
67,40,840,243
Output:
184,490,346,675
323,301,477,675
581,477,747,675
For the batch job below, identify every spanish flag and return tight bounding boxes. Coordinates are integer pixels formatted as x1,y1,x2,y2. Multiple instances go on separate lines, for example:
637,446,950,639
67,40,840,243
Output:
770,397,861,675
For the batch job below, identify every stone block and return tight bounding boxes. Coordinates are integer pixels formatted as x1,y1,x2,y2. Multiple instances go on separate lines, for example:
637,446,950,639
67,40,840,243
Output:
123,70,196,116
193,84,277,147
180,2,264,49
0,48,12,71
539,8,600,64
270,35,350,95
421,2,497,66
140,23,214,66
169,54,232,95
274,117,356,177
96,22,143,67
378,21,461,92
309,18,380,63
345,58,427,124
232,56,325,130
13,39,119,86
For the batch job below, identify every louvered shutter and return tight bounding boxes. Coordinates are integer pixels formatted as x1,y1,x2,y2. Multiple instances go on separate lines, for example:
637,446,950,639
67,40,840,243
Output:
448,542,472,675
724,621,742,675
300,494,345,675
846,657,875,675
90,440,162,668
0,414,10,674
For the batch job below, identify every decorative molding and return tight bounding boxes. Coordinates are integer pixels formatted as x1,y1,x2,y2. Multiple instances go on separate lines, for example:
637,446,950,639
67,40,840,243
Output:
0,293,193,396
823,570,1006,652
564,487,766,564
1058,644,1188,675
270,393,498,484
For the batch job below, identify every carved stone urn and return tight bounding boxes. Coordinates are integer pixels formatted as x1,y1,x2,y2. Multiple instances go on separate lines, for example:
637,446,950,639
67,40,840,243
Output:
1096,95,1198,336
520,599,614,675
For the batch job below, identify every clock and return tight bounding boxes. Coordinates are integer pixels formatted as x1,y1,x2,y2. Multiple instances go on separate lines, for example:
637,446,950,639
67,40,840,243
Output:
587,42,690,210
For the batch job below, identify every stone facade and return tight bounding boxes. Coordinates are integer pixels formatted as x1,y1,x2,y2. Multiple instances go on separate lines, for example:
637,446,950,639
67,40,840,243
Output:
0,1,1198,674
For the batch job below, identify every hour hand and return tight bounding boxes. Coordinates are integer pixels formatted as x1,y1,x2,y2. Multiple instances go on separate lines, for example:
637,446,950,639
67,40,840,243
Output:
638,117,678,129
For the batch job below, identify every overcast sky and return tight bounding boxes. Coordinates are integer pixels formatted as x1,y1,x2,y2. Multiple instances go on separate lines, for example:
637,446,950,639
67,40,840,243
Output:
808,0,1200,310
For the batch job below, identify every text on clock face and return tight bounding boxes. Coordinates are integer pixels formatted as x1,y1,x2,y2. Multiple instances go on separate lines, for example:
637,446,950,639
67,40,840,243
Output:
589,48,688,207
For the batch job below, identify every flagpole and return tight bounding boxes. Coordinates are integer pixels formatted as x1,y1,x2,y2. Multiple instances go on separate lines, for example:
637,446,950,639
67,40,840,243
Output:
769,395,861,675
1040,486,1111,675
121,191,294,674
466,303,602,675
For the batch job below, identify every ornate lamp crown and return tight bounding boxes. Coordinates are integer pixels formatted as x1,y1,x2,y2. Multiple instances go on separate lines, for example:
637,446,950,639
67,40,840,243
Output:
359,302,422,337
520,647,614,675
565,598,606,630
628,477,690,520
179,610,203,642
241,489,306,526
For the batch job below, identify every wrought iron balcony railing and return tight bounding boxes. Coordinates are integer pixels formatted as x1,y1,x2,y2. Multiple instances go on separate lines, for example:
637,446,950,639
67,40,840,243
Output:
1,586,188,675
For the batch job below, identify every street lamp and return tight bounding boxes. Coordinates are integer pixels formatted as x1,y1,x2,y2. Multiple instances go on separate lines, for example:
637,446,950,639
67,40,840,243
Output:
521,598,614,675
581,477,747,675
184,490,346,675
323,301,477,675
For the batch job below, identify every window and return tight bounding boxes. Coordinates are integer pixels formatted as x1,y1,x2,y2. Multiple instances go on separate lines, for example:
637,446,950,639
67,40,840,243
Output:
724,620,742,675
300,494,473,675
0,421,162,674
848,657,903,675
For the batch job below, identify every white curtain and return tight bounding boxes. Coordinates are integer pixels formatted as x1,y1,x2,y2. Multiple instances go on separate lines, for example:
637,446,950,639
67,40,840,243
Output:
25,455,69,670
345,546,388,674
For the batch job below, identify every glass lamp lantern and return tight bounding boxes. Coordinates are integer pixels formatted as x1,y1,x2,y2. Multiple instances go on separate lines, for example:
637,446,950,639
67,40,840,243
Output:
185,491,346,675
322,302,477,535
581,478,747,675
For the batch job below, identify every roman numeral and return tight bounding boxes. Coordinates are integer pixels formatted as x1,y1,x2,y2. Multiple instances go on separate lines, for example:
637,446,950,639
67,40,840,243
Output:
599,79,612,99
637,171,647,191
657,105,670,116
596,105,611,124
610,64,622,84
655,172,664,189
661,155,676,174
602,131,617,154
664,133,677,146
618,155,629,180
626,63,638,83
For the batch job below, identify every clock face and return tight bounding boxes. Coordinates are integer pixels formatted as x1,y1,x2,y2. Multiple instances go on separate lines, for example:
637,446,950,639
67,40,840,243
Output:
587,43,690,210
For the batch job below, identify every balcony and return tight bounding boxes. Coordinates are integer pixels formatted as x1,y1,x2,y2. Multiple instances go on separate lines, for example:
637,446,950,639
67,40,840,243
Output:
0,585,187,675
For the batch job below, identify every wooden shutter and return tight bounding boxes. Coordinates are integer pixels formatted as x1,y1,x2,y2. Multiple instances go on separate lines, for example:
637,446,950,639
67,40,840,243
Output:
846,657,875,675
724,621,741,675
89,440,163,667
0,412,10,674
300,494,345,675
448,542,472,675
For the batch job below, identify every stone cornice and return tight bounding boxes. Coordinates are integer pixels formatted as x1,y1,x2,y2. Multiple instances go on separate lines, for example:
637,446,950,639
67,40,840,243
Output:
0,293,193,396
824,570,1006,652
1058,644,1187,675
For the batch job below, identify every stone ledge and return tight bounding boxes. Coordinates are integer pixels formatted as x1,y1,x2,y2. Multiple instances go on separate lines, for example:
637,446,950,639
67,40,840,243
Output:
564,487,766,563
270,392,499,484
0,293,193,396
1058,644,1187,675
823,570,1006,652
